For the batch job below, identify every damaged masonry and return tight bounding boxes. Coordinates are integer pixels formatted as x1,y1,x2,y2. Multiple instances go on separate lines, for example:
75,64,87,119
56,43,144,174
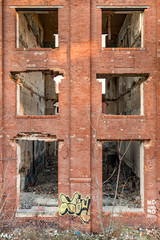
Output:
17,9,59,49
103,141,144,213
0,2,159,234
97,74,148,115
14,133,58,217
10,71,63,116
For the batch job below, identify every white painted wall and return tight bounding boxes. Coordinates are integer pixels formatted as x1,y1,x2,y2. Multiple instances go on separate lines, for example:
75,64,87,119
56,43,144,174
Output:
18,72,45,115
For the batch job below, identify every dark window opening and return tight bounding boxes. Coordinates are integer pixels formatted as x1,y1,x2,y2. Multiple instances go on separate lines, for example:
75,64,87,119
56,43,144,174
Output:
97,74,148,115
102,10,144,48
10,70,63,116
18,140,58,213
102,141,144,212
17,10,58,49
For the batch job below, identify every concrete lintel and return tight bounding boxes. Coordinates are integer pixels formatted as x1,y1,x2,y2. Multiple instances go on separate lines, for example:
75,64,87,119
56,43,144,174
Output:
97,138,150,142
13,133,57,142
97,5,150,9
16,206,58,218
16,137,57,142
9,5,63,9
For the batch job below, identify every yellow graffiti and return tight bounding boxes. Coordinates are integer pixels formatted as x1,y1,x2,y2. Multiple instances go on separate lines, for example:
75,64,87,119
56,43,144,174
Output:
59,192,90,223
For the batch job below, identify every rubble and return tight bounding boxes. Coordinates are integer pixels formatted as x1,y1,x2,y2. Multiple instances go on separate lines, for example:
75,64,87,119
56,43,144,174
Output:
103,173,141,210
102,141,141,211
20,168,58,210
0,227,160,240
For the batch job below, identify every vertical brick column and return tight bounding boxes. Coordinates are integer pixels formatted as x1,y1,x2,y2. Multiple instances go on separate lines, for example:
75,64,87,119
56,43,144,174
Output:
157,0,160,227
69,0,91,231
0,0,3,198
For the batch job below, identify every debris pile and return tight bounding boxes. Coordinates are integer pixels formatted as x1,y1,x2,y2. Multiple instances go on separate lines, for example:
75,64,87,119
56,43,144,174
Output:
103,156,141,209
1,227,160,240
20,168,58,209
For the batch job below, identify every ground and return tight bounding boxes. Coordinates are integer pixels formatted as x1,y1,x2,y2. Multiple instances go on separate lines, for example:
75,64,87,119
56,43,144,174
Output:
0,226,160,240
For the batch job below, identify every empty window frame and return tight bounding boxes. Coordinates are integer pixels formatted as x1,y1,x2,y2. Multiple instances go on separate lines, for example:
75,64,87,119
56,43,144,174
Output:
16,9,58,49
102,141,144,212
97,74,148,115
102,9,144,48
10,70,63,116
17,138,58,215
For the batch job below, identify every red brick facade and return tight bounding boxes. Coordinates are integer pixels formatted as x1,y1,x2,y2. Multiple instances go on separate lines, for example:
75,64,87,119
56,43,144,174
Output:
0,0,159,233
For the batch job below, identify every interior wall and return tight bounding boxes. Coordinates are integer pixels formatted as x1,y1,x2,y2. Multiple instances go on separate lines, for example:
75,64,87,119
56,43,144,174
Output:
102,141,143,209
104,76,142,115
104,77,118,115
19,140,33,191
39,12,58,48
18,11,58,49
120,141,141,177
102,141,118,181
118,76,141,115
102,12,142,48
117,13,142,47
102,141,142,181
15,71,59,116
19,13,44,48
19,140,46,191
45,73,58,115
18,140,58,193
18,72,45,115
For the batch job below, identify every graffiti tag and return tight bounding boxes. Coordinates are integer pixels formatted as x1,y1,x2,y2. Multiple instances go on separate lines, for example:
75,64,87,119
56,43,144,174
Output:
147,200,157,217
59,192,90,223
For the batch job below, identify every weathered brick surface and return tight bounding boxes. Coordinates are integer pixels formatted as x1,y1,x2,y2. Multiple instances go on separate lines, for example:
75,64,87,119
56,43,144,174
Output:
0,0,159,233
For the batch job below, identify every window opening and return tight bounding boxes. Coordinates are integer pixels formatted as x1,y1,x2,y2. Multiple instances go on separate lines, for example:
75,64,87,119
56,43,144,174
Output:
17,139,58,215
17,10,58,49
97,74,148,115
102,141,144,212
10,70,63,116
102,10,144,48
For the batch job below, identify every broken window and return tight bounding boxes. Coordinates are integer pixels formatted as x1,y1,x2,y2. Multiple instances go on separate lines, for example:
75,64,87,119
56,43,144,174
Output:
102,9,144,48
17,136,58,215
17,9,58,49
102,141,144,212
10,70,63,116
97,74,148,115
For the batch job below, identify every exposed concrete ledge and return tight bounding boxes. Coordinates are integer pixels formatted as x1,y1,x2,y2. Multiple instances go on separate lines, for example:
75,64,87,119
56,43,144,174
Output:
16,206,58,218
103,206,144,215
10,6,63,9
96,6,150,9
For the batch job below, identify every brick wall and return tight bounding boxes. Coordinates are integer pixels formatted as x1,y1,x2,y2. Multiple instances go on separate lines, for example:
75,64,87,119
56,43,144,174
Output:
0,0,159,233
